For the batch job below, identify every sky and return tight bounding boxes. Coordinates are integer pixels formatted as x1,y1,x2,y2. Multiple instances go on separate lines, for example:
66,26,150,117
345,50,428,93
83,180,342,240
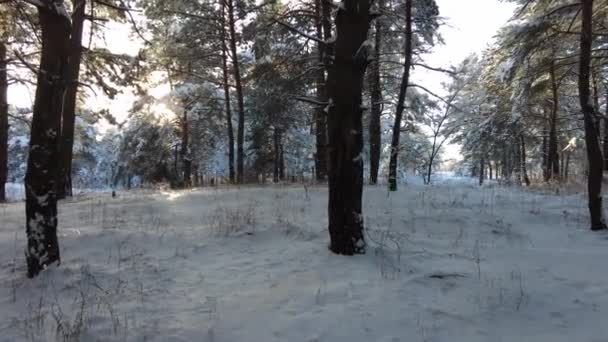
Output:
412,0,517,161
7,0,517,155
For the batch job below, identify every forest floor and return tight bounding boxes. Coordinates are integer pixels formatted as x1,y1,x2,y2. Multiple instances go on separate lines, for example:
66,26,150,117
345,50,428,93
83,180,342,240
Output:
1,177,608,342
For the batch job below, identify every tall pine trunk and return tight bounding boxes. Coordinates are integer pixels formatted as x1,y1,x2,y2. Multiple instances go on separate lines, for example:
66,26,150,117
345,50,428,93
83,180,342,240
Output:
579,0,606,231
548,61,560,181
313,0,328,181
326,0,371,255
56,0,85,199
542,117,549,181
479,157,485,186
25,1,71,278
388,0,412,191
0,41,7,203
220,0,235,183
273,128,281,183
368,0,383,185
181,112,191,187
604,91,608,171
520,134,530,186
226,0,245,183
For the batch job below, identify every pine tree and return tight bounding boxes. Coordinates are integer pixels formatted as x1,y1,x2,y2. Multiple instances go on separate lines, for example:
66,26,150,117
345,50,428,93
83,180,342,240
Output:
578,0,606,231
24,0,71,278
326,0,374,255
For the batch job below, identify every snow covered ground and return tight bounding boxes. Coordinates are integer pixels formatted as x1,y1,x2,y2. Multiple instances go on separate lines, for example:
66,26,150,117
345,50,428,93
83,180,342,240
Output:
1,179,607,341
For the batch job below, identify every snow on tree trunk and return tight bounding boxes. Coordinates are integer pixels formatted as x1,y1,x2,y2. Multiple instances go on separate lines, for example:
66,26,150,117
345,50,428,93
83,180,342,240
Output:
578,0,606,231
0,41,7,203
25,1,71,278
326,0,372,255
388,0,412,192
56,0,84,200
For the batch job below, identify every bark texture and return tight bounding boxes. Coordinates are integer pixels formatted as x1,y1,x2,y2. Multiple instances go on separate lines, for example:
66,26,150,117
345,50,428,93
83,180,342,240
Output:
368,0,383,185
220,0,235,183
578,0,606,231
313,0,328,181
0,42,7,203
326,0,371,255
227,0,245,183
388,0,412,191
56,0,85,199
25,1,71,277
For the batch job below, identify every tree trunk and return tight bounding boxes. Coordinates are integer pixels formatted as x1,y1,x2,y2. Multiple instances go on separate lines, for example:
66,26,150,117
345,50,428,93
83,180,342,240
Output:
25,1,71,278
226,0,245,184
479,157,485,186
564,151,571,181
502,149,509,181
513,141,521,185
181,112,191,187
313,0,328,182
326,0,371,255
220,0,235,183
579,0,606,231
604,92,608,171
426,154,434,185
520,134,530,186
548,62,560,181
273,128,280,183
56,0,85,199
388,0,412,191
542,117,549,181
0,41,7,203
193,164,199,186
279,139,284,181
489,161,493,180
368,0,383,185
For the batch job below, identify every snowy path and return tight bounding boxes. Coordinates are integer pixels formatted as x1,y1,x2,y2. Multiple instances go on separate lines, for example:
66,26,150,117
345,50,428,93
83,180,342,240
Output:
1,182,607,341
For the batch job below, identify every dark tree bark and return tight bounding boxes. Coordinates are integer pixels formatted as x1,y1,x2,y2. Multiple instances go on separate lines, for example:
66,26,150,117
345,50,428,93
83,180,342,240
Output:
181,112,191,187
520,134,530,186
279,139,284,181
193,164,199,186
542,117,549,181
564,151,571,181
220,0,235,183
56,0,85,199
25,1,71,278
579,0,606,231
326,0,372,255
313,0,328,182
0,41,7,203
513,140,522,185
368,0,383,185
226,0,245,184
604,92,608,171
502,149,509,181
548,62,560,181
388,0,412,191
479,157,485,186
273,128,280,183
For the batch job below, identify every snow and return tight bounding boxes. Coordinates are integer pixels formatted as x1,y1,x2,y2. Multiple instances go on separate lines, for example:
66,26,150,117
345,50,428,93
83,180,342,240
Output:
1,180,608,341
